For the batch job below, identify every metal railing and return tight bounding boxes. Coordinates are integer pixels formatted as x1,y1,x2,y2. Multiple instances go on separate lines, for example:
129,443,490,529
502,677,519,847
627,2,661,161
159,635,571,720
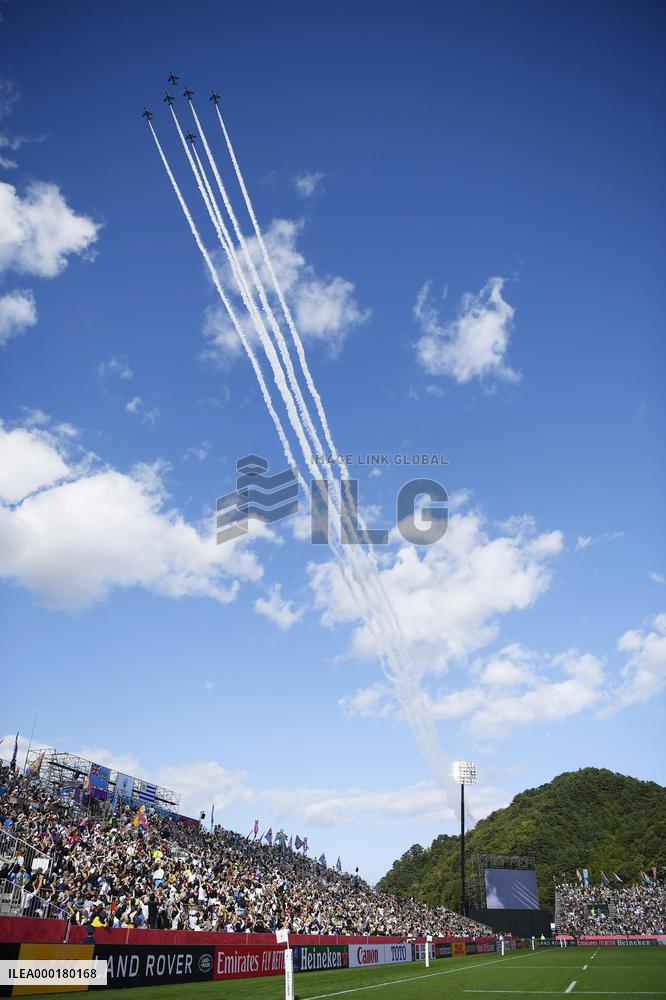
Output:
0,877,65,921
0,828,51,873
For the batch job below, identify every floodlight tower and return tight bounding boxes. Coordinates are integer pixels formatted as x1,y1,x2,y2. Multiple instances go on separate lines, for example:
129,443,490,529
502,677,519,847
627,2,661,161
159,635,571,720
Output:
452,760,477,916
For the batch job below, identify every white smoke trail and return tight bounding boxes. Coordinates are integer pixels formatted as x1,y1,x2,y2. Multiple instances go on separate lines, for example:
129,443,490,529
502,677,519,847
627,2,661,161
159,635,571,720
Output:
152,111,458,809
148,122,300,487
190,101,328,479
162,115,390,659
208,101,419,661
181,121,399,665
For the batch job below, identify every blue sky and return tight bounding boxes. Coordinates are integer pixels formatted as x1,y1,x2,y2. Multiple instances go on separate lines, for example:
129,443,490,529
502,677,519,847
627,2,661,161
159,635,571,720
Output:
1,0,664,886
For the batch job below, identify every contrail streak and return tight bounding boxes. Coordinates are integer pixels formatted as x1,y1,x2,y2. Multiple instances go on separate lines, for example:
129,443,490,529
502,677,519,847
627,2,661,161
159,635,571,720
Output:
148,121,300,485
151,107,458,809
209,100,418,663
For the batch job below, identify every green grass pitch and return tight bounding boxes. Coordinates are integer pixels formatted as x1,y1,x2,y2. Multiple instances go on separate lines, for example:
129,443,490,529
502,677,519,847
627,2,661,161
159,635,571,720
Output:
79,946,666,999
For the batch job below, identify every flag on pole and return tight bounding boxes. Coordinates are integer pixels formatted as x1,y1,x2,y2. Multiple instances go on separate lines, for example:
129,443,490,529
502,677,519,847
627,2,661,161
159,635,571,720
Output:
288,835,293,850
576,869,582,882
612,872,623,883
652,867,658,881
303,837,308,854
275,830,287,847
582,868,589,886
599,871,609,885
253,819,259,838
26,750,46,778
264,827,273,846
11,733,18,770
318,853,326,866
640,871,652,886
336,857,342,872
133,805,149,830
210,804,215,832
294,835,304,851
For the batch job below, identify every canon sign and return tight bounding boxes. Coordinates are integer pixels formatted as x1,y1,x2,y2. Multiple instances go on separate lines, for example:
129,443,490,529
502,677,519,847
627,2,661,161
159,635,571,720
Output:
348,942,411,968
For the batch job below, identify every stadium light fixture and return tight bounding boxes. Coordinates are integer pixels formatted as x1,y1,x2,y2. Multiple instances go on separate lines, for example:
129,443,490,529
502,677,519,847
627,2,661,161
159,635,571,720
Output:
452,760,478,785
452,761,477,917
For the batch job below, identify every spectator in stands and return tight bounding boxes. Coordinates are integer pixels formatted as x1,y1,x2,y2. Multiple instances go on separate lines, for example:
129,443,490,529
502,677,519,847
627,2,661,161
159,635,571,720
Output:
0,761,494,938
556,880,664,936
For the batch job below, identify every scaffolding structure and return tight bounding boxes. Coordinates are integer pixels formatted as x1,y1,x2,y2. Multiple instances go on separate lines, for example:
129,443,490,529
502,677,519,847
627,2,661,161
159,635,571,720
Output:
469,852,537,909
24,747,180,814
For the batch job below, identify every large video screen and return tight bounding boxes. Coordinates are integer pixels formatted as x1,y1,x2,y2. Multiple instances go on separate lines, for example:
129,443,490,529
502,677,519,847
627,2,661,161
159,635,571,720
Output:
484,868,539,909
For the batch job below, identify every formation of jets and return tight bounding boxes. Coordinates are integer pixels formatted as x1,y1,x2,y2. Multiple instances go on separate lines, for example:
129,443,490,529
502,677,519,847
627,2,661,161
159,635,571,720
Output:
142,75,221,119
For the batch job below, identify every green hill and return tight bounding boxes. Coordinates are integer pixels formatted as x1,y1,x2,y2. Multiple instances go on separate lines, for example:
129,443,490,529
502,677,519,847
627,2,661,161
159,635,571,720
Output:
377,768,666,914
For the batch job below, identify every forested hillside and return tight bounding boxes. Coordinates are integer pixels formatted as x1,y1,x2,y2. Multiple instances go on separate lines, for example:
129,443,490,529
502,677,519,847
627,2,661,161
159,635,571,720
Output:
378,769,666,914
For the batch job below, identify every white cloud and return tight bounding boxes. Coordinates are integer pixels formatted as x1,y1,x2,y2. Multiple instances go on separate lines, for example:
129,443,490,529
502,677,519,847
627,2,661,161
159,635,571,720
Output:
254,583,304,630
203,680,215,690
342,644,607,741
98,357,133,381
125,396,160,426
156,760,255,818
414,277,518,385
294,171,325,198
21,407,50,427
0,423,70,503
369,467,382,480
649,571,664,585
339,682,393,719
0,180,99,279
607,612,666,712
462,649,606,739
203,218,369,363
425,383,445,398
575,530,624,552
341,607,666,740
0,79,33,169
0,422,274,611
184,441,210,462
260,780,455,828
309,503,563,672
0,289,37,345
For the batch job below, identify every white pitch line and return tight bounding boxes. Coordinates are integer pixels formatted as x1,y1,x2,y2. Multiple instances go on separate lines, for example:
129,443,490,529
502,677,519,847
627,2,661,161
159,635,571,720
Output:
464,993,666,996
302,952,533,999
566,983,577,994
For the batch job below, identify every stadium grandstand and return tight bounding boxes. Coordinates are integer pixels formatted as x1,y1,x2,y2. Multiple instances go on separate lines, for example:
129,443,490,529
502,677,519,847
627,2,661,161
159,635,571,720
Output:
0,758,490,936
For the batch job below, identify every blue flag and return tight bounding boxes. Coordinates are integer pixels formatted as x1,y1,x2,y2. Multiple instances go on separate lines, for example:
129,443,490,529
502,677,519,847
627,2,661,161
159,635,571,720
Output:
10,733,18,769
210,804,214,831
318,853,326,866
582,868,589,886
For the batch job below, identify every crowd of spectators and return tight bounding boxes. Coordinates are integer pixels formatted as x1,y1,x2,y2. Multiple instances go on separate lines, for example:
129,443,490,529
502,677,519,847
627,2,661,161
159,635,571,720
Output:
0,765,490,938
556,880,665,936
